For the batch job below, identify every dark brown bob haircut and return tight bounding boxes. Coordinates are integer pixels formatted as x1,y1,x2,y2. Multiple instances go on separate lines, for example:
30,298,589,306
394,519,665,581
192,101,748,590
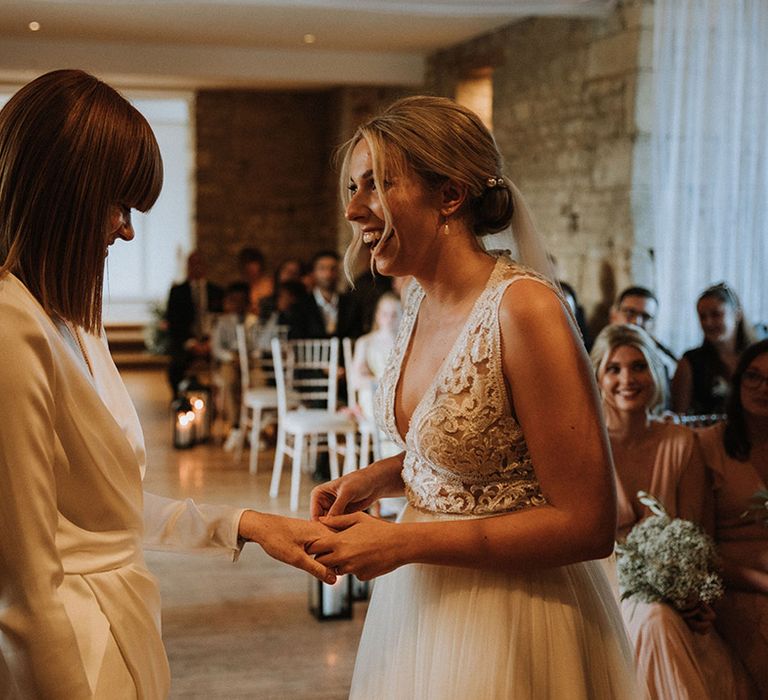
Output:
0,69,163,332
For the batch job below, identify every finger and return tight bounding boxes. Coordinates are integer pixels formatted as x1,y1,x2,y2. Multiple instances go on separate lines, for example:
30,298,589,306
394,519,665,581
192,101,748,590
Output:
320,512,364,529
326,488,355,517
309,489,334,520
293,551,338,583
306,537,335,556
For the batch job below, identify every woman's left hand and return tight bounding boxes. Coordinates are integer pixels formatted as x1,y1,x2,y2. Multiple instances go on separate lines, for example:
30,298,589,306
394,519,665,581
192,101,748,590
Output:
306,512,404,580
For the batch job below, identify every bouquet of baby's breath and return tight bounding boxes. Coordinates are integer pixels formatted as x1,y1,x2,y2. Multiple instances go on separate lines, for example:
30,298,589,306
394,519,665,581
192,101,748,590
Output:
741,489,768,527
616,492,724,611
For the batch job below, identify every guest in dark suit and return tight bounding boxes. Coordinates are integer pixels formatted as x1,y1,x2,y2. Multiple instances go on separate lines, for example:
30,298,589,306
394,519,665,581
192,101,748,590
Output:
166,250,223,395
293,250,364,340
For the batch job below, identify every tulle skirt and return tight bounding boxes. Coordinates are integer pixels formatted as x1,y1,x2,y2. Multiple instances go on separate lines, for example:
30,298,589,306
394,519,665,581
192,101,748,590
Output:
350,506,640,700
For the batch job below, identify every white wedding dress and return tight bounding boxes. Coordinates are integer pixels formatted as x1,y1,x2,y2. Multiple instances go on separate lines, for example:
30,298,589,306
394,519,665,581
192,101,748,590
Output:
350,258,639,699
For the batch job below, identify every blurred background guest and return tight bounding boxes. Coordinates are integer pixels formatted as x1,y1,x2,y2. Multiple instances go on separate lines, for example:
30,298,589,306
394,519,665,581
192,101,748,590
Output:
258,256,303,321
166,250,223,395
238,246,273,314
348,292,401,419
610,286,677,382
591,324,749,700
211,282,253,441
699,339,768,696
295,250,363,340
672,283,757,415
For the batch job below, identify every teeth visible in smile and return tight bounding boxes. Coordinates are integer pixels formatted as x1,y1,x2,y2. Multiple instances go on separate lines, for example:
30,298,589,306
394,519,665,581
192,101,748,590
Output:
362,231,383,245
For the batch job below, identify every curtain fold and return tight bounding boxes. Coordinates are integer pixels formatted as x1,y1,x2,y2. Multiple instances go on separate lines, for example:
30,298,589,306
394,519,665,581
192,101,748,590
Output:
652,0,767,354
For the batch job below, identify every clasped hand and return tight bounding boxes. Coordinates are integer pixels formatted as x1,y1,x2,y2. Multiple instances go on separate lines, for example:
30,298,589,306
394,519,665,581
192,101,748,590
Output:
308,470,403,580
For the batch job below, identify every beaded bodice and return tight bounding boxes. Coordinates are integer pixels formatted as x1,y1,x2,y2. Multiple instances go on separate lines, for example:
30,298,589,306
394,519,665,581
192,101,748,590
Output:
376,258,560,516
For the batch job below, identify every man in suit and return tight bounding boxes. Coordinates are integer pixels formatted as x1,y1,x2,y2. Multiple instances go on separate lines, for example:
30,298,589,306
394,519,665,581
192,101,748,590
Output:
293,250,363,340
166,250,224,395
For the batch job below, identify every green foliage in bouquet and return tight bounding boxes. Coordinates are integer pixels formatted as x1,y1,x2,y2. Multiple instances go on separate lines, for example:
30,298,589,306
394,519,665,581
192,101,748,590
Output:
741,489,768,527
144,301,169,355
616,491,724,611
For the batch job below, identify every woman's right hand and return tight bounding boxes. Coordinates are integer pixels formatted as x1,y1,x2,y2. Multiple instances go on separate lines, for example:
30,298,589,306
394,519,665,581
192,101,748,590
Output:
310,469,380,520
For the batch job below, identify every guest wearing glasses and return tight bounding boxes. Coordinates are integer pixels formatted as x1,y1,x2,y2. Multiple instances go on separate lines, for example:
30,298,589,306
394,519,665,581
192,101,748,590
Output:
672,283,757,415
699,339,768,696
610,286,677,381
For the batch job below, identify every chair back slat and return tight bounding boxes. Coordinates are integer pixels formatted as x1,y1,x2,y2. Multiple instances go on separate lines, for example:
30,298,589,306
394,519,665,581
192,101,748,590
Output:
282,338,340,411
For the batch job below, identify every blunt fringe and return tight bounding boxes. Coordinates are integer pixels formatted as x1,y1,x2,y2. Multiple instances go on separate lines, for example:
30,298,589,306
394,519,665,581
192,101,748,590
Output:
0,69,163,332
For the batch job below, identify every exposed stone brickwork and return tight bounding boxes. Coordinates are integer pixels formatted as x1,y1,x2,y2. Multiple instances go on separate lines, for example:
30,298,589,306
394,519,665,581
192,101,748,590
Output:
426,0,653,332
195,86,408,286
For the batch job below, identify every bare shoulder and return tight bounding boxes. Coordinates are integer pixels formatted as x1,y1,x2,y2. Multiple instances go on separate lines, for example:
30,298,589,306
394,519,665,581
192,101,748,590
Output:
498,277,574,344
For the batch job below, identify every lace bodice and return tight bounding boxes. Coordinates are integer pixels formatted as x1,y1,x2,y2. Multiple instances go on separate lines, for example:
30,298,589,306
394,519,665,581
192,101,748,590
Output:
376,258,564,516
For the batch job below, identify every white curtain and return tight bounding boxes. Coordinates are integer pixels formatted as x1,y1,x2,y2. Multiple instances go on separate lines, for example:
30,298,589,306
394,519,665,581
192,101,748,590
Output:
652,0,768,355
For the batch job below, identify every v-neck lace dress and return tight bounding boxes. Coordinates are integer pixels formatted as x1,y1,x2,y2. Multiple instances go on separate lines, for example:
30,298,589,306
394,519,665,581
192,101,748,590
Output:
349,258,639,700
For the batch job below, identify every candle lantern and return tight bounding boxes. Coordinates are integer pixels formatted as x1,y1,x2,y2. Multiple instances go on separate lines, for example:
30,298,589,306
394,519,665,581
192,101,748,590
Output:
179,376,212,443
351,575,370,602
171,397,196,449
309,574,353,621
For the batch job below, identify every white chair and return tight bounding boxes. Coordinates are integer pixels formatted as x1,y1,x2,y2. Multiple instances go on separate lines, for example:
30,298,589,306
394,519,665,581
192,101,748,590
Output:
234,323,283,474
270,337,357,512
342,337,381,469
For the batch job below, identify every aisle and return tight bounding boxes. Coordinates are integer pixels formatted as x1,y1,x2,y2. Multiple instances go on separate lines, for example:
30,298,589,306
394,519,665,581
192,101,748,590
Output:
124,367,366,699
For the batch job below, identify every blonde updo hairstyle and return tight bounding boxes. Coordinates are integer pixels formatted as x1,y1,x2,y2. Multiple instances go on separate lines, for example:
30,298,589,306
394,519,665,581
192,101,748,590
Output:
340,95,514,281
589,324,668,415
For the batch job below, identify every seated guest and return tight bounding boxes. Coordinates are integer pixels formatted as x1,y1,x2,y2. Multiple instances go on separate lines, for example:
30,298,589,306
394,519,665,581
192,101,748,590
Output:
258,257,303,321
610,285,677,381
349,292,401,418
559,280,590,348
166,250,223,395
238,246,273,314
672,283,757,415
699,340,768,696
259,280,308,343
211,282,253,436
345,248,393,335
591,324,750,699
294,250,363,340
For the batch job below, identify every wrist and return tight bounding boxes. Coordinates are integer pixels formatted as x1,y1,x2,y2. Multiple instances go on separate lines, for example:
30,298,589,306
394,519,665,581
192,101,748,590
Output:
238,509,267,545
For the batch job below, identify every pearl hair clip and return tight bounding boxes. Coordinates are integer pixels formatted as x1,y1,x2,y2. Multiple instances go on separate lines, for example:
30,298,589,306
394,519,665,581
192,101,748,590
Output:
486,176,506,189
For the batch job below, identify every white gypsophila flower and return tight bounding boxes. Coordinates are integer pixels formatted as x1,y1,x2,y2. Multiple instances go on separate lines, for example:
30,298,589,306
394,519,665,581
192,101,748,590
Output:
616,492,724,610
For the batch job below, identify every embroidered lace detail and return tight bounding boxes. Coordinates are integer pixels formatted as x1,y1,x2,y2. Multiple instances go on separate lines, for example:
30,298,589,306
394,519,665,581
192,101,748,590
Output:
375,258,563,516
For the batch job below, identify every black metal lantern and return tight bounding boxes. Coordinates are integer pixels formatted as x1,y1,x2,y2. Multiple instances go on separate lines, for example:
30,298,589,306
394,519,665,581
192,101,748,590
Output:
309,574,353,621
171,396,196,449
179,376,212,443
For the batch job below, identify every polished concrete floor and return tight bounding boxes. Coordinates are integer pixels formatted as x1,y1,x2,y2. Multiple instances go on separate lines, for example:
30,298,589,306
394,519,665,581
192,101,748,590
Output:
124,367,367,699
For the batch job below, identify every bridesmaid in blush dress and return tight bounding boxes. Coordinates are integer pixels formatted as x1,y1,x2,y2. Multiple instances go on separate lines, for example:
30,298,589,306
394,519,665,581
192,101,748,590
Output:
699,339,768,697
591,324,752,700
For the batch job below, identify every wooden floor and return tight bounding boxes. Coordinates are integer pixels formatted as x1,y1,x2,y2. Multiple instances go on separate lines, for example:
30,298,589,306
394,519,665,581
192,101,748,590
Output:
123,367,367,699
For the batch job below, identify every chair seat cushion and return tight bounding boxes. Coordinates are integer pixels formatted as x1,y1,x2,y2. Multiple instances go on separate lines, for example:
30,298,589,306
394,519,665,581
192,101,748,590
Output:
283,409,357,433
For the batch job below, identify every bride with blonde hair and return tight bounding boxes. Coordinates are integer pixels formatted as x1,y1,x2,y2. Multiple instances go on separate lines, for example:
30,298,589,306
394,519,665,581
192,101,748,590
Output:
309,96,639,699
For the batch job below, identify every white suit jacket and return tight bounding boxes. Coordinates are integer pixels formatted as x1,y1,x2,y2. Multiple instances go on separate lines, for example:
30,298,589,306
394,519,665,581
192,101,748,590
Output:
0,273,245,699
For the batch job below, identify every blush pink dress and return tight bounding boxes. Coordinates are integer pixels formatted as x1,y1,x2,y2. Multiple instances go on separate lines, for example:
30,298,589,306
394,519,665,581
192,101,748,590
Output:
700,422,768,696
613,423,752,700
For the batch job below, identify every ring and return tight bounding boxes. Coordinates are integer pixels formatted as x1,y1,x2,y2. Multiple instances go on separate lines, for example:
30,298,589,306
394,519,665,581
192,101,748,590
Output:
333,566,341,576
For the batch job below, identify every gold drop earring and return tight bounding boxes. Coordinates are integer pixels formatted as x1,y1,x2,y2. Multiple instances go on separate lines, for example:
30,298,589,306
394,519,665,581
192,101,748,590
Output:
443,219,450,236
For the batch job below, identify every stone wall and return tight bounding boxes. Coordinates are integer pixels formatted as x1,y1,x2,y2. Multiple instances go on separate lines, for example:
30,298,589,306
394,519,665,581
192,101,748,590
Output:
426,0,653,332
195,86,408,285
